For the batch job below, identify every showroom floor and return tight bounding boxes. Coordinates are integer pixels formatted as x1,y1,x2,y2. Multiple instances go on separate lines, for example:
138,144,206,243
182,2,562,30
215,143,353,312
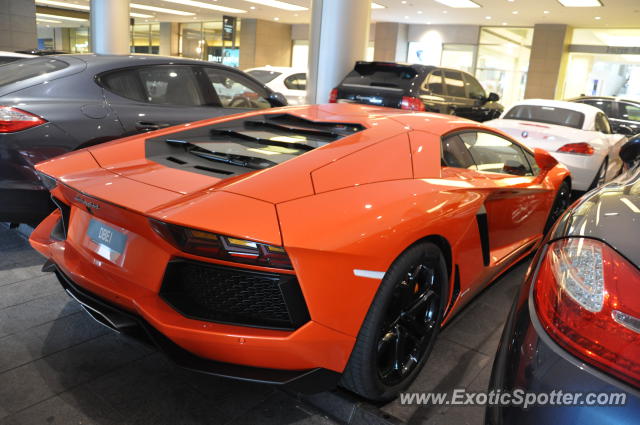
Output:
0,224,529,425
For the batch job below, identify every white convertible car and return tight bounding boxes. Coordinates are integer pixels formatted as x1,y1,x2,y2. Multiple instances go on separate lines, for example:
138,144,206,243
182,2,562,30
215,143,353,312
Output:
486,99,627,191
245,66,307,105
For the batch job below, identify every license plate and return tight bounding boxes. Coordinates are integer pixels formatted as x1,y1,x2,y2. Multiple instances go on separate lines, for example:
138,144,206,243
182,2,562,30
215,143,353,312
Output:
87,219,127,262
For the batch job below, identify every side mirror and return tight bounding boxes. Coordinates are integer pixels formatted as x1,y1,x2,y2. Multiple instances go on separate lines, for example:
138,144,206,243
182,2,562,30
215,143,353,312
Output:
617,125,635,136
534,148,558,171
487,92,500,103
620,135,640,168
267,92,287,107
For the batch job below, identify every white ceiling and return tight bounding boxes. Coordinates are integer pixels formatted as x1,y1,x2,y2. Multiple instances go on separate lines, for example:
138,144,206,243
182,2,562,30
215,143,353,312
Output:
37,0,640,28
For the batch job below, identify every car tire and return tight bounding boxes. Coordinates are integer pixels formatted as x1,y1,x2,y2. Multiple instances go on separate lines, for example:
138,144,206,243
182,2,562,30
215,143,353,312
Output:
340,242,448,402
589,157,608,190
543,181,571,234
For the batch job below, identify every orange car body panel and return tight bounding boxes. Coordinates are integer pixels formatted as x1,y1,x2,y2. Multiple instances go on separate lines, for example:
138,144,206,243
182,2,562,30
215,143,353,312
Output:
30,104,570,373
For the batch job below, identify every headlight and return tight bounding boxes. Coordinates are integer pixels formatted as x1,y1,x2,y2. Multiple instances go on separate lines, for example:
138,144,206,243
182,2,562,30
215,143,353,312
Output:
149,219,293,270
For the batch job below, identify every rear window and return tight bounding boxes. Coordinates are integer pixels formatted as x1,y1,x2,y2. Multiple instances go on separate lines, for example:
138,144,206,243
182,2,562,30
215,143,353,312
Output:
341,62,419,90
504,105,585,129
0,58,68,87
246,70,281,85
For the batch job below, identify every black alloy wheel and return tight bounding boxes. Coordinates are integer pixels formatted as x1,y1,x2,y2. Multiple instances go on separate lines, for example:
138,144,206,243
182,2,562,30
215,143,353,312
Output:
544,181,571,234
340,242,447,401
377,263,441,386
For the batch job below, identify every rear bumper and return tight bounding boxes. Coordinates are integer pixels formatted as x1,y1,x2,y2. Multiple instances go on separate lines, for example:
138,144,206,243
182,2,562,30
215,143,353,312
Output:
49,260,341,393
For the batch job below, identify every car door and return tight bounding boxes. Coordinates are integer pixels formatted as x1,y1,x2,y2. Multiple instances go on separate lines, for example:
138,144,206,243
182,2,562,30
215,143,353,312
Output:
100,64,230,134
454,131,552,263
282,72,307,105
419,69,449,114
441,69,475,119
202,66,272,111
615,101,640,134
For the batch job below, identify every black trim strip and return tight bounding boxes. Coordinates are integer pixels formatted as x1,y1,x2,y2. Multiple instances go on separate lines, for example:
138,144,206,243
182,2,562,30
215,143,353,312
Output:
476,209,490,267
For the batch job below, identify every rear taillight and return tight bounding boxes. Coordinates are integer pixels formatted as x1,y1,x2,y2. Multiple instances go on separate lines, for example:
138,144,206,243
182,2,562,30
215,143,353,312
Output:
329,88,338,103
400,96,426,111
557,142,595,155
0,106,47,133
149,219,293,270
534,237,640,388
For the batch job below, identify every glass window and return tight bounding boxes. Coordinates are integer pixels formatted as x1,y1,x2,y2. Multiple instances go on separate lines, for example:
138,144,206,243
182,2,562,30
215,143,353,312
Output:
284,73,306,90
459,132,533,176
524,149,541,176
423,70,444,95
342,63,419,90
204,68,270,109
443,70,466,98
0,58,68,87
440,44,475,74
620,102,640,122
103,66,205,106
580,99,614,117
504,105,585,129
442,135,477,169
595,113,612,134
247,69,281,85
463,73,486,100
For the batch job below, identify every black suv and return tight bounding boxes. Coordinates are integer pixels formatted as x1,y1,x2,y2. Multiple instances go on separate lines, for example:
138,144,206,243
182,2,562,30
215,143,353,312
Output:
570,96,640,135
331,61,503,122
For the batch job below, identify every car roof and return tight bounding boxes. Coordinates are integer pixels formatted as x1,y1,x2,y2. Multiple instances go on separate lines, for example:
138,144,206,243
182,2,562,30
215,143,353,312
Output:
508,98,602,116
571,95,640,104
246,66,306,73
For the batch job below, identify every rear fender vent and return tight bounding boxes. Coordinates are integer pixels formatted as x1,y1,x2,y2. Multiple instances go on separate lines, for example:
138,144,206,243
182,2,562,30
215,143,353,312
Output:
51,196,71,240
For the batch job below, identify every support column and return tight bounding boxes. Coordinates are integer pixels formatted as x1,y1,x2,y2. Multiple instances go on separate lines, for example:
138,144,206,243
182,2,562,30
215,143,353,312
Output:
0,0,37,51
524,24,573,100
90,0,130,54
159,22,179,56
374,22,408,63
306,0,371,104
239,19,292,70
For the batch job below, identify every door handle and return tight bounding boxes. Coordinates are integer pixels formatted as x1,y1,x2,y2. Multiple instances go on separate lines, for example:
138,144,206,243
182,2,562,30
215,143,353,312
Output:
135,121,169,132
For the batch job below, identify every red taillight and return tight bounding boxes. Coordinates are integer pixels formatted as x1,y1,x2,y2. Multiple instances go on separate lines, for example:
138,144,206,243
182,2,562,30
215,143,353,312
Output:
534,237,640,388
329,88,338,103
400,96,426,111
0,106,46,133
557,142,595,155
149,219,293,270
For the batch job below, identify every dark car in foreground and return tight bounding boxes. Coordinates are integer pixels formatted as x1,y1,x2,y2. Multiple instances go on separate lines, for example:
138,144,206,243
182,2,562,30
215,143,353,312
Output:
486,136,640,425
0,54,286,224
330,61,503,122
570,96,640,136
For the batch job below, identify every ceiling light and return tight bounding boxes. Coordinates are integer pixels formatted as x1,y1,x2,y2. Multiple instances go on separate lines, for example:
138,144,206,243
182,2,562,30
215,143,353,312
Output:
434,0,481,7
37,18,63,23
250,6,256,9
130,12,153,18
404,15,410,19
544,10,550,13
401,0,407,3
501,22,508,25
512,10,519,14
417,10,423,13
594,16,601,19
442,10,448,14
244,0,307,11
36,12,87,21
485,15,492,19
161,0,246,13
371,2,386,8
35,0,90,11
274,16,280,20
557,0,602,7
130,3,195,16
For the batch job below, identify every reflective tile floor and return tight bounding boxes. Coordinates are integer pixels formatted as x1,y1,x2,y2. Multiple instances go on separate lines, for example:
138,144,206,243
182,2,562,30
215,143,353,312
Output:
0,224,529,425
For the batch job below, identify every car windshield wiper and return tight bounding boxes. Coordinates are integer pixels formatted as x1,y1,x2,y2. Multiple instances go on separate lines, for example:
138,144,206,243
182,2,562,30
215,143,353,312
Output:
165,139,277,170
209,128,317,151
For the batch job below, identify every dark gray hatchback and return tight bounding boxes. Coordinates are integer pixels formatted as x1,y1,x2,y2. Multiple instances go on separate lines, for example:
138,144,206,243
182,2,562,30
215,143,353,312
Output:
331,61,503,122
0,54,286,224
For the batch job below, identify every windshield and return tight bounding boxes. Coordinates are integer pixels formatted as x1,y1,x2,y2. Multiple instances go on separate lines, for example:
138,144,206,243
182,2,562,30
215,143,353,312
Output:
146,114,366,177
504,105,585,129
341,62,420,90
247,70,281,85
0,58,68,87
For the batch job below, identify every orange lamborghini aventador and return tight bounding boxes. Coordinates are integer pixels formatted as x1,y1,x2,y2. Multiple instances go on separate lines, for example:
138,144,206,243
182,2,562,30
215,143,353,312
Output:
29,104,571,401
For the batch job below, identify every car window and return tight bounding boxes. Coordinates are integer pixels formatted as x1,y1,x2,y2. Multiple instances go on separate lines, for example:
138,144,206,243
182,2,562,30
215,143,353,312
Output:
620,102,640,122
580,99,614,117
246,69,281,85
284,73,306,91
459,132,533,176
595,112,612,134
523,149,541,176
443,70,466,98
0,58,68,87
203,68,271,109
102,66,206,106
504,105,585,129
441,135,477,169
342,62,419,90
423,70,444,95
463,73,485,100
